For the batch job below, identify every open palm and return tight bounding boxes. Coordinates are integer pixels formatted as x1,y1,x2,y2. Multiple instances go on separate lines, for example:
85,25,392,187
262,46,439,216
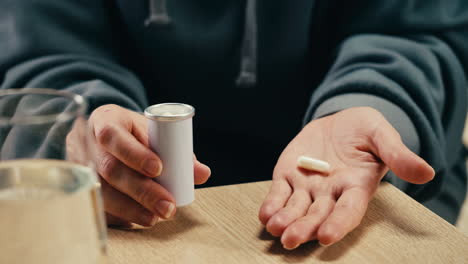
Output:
258,107,434,249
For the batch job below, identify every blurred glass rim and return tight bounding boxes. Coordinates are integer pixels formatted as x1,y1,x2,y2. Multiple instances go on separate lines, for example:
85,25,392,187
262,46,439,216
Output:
0,88,87,125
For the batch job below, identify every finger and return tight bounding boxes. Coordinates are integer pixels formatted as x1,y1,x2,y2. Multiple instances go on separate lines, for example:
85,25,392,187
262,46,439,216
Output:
94,122,162,178
258,179,292,225
105,213,133,228
317,188,371,246
65,129,78,162
281,195,335,250
66,118,90,165
371,120,435,184
266,189,311,237
194,158,211,185
101,180,158,227
97,152,176,219
129,112,150,146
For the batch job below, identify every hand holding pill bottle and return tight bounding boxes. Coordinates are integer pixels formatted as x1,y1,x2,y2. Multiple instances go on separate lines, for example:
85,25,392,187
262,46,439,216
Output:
67,104,210,227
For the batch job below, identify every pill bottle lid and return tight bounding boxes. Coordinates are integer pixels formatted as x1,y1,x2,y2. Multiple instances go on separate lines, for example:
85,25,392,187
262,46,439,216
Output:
144,103,195,122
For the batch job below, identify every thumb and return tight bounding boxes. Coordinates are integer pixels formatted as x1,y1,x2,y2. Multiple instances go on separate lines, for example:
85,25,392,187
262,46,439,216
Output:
193,155,211,185
371,120,435,184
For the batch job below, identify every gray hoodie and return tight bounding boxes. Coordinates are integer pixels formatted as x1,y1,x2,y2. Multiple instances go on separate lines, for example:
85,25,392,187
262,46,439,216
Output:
0,0,467,223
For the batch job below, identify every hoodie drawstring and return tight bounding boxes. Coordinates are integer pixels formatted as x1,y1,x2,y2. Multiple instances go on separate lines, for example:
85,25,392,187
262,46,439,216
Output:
145,0,171,26
236,0,257,88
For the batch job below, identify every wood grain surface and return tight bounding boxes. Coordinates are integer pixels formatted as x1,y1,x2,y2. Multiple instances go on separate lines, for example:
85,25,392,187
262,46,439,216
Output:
107,181,468,264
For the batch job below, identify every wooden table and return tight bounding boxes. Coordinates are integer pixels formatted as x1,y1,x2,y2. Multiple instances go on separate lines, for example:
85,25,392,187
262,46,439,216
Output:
107,181,468,263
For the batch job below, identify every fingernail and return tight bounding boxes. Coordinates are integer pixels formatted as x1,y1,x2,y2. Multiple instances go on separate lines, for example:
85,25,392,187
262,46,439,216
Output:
284,243,300,250
143,159,162,176
156,200,175,219
319,241,332,247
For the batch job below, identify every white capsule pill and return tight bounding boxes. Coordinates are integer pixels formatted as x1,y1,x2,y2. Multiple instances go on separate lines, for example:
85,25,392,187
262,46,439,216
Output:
297,156,331,174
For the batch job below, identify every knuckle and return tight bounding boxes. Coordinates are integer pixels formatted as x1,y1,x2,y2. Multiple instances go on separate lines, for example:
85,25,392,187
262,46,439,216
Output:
93,104,119,116
98,155,119,180
90,105,105,121
96,124,116,146
121,147,137,165
134,182,156,206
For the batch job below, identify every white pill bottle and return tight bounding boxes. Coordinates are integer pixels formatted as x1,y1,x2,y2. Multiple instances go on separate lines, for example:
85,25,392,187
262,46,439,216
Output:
144,103,195,207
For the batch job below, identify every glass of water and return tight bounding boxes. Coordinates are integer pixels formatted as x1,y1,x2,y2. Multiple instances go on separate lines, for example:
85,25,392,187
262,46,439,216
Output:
0,88,106,264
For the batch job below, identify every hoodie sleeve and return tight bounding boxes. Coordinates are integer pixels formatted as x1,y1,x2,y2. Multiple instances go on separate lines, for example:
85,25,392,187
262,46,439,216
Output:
0,0,147,110
0,0,147,159
304,1,468,202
